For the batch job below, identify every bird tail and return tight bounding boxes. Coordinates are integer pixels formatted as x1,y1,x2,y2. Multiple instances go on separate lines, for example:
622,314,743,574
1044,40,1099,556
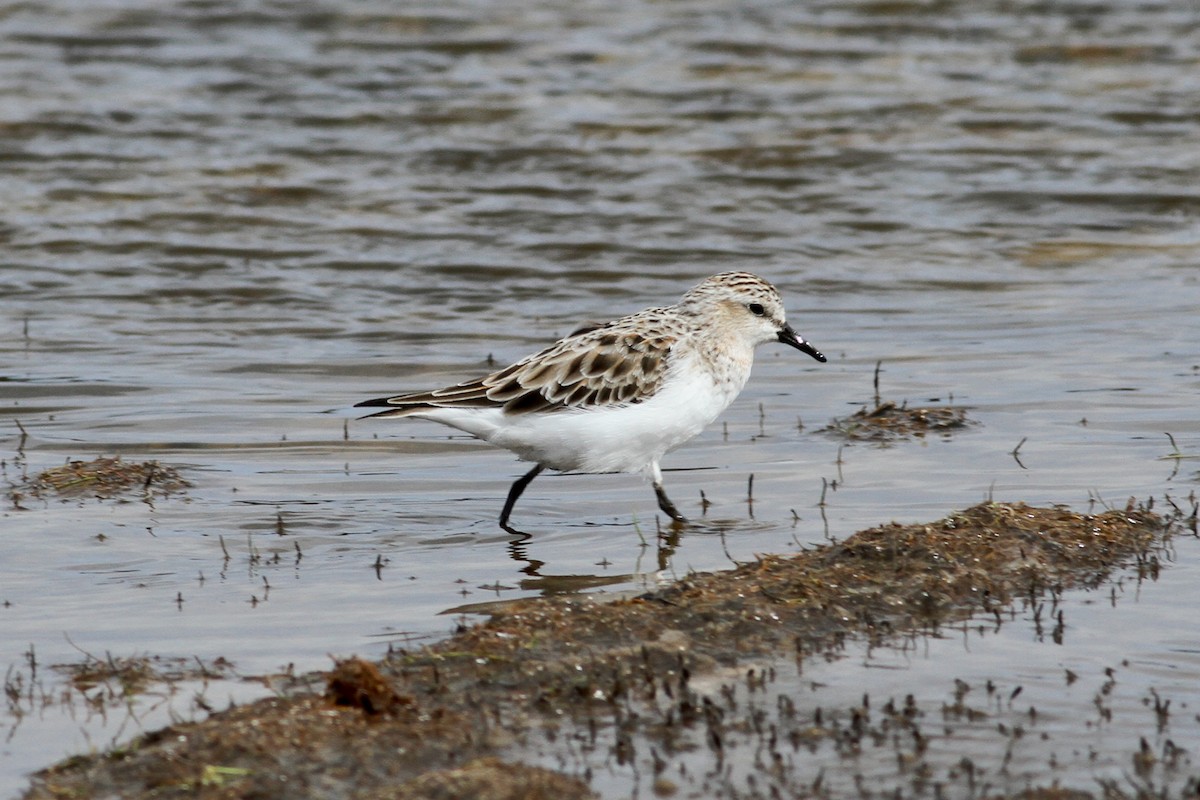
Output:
353,396,437,419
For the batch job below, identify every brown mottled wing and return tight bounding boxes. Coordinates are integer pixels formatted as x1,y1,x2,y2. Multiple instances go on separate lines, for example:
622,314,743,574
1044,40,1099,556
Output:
357,322,676,417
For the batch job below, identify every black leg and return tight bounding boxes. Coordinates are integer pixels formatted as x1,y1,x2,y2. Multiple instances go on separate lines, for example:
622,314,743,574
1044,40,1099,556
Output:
654,481,687,524
499,464,544,534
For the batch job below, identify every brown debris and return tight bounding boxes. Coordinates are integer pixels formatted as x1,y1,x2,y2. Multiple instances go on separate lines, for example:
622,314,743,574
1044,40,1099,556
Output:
326,657,414,716
822,400,975,443
29,457,190,501
23,501,1178,800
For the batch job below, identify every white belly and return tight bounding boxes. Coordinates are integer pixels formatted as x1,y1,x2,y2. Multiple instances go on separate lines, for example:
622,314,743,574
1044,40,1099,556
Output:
414,355,749,475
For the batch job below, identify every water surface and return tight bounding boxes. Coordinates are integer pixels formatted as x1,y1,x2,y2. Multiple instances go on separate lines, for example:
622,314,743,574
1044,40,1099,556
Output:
2,0,1199,795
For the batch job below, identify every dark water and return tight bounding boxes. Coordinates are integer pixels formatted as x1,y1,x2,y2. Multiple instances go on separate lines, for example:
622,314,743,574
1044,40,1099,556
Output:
2,0,1199,795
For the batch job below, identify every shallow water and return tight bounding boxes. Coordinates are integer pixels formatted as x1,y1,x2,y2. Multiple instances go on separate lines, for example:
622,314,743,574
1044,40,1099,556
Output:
2,0,1199,795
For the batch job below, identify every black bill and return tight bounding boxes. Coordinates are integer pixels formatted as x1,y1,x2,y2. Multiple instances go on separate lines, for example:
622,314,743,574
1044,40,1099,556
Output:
778,325,826,363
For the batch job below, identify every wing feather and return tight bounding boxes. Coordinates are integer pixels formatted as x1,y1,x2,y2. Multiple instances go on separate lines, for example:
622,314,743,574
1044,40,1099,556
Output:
356,314,677,417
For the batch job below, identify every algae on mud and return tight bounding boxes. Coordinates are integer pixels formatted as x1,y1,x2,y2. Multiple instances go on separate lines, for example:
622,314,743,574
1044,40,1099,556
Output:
22,500,1186,800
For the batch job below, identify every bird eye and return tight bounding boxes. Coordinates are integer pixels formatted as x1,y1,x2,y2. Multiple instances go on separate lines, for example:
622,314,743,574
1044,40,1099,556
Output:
747,303,766,316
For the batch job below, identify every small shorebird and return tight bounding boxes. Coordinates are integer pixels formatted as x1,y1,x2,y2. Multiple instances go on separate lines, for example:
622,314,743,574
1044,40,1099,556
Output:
357,272,826,533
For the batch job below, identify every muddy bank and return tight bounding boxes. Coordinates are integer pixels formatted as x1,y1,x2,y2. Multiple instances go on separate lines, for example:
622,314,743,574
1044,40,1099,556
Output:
23,501,1187,800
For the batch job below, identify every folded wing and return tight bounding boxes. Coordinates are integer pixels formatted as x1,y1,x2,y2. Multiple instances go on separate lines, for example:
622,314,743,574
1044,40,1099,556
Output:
356,322,677,418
